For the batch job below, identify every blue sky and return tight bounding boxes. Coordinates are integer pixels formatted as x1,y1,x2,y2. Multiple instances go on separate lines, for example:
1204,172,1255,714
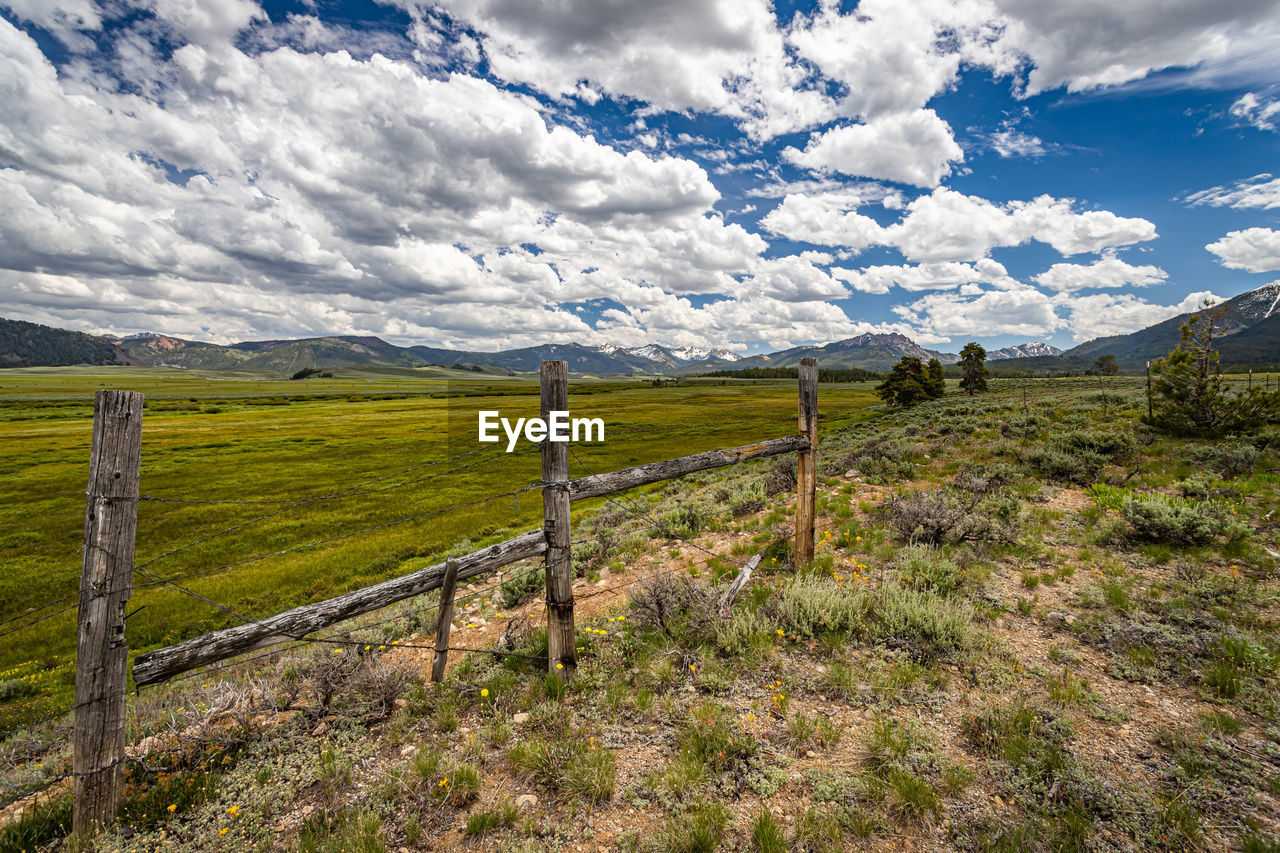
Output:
1,0,1278,355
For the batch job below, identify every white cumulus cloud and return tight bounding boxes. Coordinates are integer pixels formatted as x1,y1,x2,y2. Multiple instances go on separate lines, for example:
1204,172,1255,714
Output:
1206,227,1280,272
783,110,964,188
1053,290,1223,340
1033,253,1168,292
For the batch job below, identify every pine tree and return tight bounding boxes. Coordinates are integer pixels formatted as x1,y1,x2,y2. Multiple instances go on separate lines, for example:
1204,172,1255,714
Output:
958,342,988,396
1147,301,1280,436
1093,354,1118,376
924,358,947,398
876,356,929,407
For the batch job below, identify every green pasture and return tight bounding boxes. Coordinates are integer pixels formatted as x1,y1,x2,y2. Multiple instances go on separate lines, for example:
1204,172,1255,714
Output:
0,366,879,726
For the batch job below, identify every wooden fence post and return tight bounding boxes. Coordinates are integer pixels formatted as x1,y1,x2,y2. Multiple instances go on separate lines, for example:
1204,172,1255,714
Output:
73,390,143,835
795,358,817,567
541,361,576,680
430,557,459,683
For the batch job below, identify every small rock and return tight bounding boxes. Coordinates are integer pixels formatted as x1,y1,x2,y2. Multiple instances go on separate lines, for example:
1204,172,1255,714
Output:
993,795,1005,808
513,712,530,724
844,470,861,478
400,744,417,757
805,750,818,759
310,721,328,737
515,794,538,811
596,579,608,586
393,698,408,709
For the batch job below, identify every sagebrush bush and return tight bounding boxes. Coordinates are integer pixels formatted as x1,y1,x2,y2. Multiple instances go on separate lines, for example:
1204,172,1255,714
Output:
629,572,716,640
767,572,865,638
499,566,546,608
883,488,1019,546
1187,443,1262,479
894,546,963,595
764,454,797,496
869,582,973,660
1120,494,1227,546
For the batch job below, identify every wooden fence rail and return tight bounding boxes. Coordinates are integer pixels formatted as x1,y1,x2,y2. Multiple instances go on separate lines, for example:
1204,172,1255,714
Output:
75,361,818,825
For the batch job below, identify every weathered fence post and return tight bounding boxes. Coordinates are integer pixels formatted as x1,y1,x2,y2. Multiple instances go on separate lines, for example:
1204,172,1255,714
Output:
430,557,459,683
541,361,576,680
73,390,143,835
795,358,817,567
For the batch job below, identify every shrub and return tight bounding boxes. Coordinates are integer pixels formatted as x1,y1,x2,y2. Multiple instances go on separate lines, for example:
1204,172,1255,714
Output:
1187,443,1263,479
894,546,963,595
1028,430,1133,485
764,454,797,497
869,582,973,660
1120,494,1220,546
768,572,865,638
500,566,546,608
629,572,715,641
0,678,34,702
883,488,1019,546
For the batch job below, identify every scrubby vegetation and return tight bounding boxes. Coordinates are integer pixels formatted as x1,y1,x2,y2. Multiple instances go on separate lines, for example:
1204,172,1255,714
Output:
2,373,1279,852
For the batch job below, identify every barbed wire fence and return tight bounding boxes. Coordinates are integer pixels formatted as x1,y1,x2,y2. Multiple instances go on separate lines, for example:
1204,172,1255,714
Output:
0,368,822,824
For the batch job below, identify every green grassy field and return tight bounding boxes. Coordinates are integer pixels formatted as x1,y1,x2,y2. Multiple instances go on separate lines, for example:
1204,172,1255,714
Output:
0,366,879,727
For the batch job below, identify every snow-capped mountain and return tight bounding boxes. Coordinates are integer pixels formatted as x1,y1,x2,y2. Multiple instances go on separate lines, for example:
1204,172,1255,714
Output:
1231,281,1280,324
624,344,742,366
988,342,1064,360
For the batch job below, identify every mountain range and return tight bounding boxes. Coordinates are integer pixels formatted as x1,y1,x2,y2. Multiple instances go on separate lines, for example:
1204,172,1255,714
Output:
3,283,1277,375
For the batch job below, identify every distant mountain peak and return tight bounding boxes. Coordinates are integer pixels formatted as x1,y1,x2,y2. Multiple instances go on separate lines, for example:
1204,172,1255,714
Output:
1233,281,1280,323
988,342,1063,360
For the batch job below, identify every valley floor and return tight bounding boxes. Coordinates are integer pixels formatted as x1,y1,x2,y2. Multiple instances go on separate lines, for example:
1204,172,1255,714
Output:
3,377,1279,852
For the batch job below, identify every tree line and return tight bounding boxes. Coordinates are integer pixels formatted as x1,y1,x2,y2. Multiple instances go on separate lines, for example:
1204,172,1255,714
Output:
699,366,883,382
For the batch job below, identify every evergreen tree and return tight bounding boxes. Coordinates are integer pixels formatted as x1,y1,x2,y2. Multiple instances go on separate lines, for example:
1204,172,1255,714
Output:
876,356,929,407
958,342,988,396
924,357,947,398
1147,301,1280,436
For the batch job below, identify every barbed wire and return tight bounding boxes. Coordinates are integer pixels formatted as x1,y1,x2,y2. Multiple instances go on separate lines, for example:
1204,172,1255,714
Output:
567,445,748,568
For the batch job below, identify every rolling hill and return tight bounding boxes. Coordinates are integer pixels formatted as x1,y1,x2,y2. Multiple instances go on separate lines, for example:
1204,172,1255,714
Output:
0,317,122,367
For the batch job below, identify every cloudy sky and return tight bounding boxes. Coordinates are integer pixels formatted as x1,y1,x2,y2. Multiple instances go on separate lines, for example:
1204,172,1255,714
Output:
1,0,1279,354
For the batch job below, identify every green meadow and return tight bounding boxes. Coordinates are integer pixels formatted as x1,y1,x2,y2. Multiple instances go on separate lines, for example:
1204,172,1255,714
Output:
0,366,879,727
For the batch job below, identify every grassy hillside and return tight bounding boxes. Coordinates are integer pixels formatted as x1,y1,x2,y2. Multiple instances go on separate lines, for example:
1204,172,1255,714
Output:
1,375,1277,852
